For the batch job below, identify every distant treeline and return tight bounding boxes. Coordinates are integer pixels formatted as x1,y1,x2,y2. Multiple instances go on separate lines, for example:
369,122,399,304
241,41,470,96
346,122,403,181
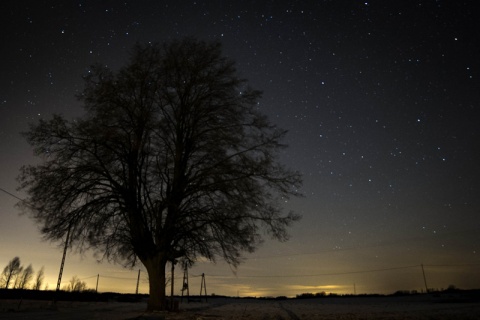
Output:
295,287,480,300
0,289,147,302
2,288,479,303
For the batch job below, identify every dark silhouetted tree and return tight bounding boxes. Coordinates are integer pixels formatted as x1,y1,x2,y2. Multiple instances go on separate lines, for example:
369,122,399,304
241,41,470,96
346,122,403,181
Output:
33,266,45,290
17,264,34,289
1,257,22,289
17,38,302,311
65,276,87,292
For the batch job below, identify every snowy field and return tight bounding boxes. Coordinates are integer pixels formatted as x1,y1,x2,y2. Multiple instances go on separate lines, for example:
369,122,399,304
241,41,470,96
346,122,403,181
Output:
1,295,480,319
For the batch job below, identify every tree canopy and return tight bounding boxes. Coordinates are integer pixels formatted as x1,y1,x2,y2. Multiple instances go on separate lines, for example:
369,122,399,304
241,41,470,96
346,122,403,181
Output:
18,38,302,310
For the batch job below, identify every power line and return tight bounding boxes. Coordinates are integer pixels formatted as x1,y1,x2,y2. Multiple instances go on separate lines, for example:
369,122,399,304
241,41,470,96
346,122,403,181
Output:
0,187,24,202
2,185,475,259
101,275,140,280
0,187,34,210
79,275,98,280
202,262,480,279
424,263,480,268
204,265,421,279
245,228,480,260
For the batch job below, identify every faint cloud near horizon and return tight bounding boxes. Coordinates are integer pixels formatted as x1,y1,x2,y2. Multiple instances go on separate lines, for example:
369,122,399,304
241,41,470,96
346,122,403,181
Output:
286,284,345,291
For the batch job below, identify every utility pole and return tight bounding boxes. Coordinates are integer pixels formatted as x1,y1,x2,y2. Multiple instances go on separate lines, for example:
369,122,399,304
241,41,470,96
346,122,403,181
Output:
200,273,207,302
170,260,176,310
181,262,189,303
95,274,99,293
56,225,71,293
421,264,429,293
135,269,141,295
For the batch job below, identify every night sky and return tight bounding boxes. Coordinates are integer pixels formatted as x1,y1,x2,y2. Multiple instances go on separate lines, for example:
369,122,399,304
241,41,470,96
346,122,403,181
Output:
1,1,479,297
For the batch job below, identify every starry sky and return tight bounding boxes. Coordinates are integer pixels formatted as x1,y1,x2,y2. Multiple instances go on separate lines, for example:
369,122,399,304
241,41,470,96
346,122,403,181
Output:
1,0,479,297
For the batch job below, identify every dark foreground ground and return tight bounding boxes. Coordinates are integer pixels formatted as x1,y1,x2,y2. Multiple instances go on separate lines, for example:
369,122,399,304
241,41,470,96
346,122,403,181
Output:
1,293,480,319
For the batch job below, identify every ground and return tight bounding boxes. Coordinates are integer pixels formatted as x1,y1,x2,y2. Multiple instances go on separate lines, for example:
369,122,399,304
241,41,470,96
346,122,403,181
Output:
1,295,480,319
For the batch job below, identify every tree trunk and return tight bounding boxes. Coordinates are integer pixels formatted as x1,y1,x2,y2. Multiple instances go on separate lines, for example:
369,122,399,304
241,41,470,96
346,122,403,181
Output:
143,255,167,311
